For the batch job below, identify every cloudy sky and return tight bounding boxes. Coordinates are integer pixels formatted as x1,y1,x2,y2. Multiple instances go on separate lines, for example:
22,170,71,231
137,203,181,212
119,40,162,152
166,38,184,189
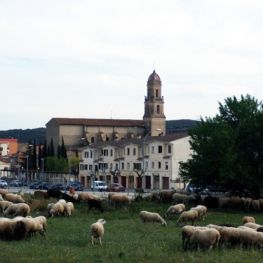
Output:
1,0,263,130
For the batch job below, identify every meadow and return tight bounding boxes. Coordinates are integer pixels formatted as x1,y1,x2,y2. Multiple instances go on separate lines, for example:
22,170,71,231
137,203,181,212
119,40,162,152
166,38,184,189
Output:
0,196,263,263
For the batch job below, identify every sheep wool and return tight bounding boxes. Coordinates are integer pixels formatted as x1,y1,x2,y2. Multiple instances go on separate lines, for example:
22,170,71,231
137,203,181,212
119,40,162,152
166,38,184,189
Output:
139,211,167,226
90,218,106,246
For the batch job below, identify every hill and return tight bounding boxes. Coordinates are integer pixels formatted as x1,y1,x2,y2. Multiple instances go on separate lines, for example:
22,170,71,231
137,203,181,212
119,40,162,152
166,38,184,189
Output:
166,119,199,134
0,128,46,143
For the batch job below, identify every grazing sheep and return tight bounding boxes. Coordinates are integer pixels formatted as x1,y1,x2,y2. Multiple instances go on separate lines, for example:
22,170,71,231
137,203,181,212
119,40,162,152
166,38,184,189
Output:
0,194,3,201
181,225,209,250
202,195,219,208
5,193,25,203
164,203,185,218
88,199,104,212
189,228,220,251
242,216,256,224
4,203,30,217
158,190,176,203
172,193,198,206
242,197,253,211
109,193,130,207
219,227,241,247
251,200,261,212
78,192,101,202
65,202,75,216
177,210,199,226
238,227,263,248
0,200,13,213
34,216,47,232
48,202,64,217
0,217,26,240
139,211,167,226
0,189,8,197
90,218,106,246
191,205,207,221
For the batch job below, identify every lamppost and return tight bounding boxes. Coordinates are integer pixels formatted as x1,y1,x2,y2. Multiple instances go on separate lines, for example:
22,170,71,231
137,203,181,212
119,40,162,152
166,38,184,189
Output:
26,155,29,186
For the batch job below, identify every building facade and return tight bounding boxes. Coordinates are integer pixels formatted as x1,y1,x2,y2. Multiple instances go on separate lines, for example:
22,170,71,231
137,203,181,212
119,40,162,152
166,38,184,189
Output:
79,133,191,190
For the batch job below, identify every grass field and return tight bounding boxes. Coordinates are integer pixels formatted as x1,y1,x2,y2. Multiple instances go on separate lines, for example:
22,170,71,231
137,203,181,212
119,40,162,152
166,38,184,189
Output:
0,197,263,263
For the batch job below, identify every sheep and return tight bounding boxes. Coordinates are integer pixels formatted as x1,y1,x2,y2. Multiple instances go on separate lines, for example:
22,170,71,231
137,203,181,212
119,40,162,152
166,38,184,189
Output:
48,202,64,217
181,225,209,250
87,198,104,212
78,192,102,202
139,211,167,226
251,200,261,212
90,218,106,246
0,200,13,213
176,210,199,226
65,202,75,216
0,217,26,240
238,227,263,248
34,190,49,199
158,190,176,203
0,194,3,201
242,216,256,224
190,205,207,221
244,222,263,230
5,193,25,203
189,228,220,251
242,197,253,211
172,193,198,206
34,216,47,232
109,193,130,207
4,203,30,217
219,227,241,247
164,203,185,219
0,189,8,197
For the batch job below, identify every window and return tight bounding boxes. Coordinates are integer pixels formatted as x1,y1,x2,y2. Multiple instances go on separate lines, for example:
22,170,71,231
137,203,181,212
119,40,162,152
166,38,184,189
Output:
84,151,89,158
115,163,119,170
157,105,160,114
151,161,154,169
151,146,154,154
89,165,93,171
84,164,88,170
133,148,136,155
103,149,108,156
121,162,124,170
127,147,130,155
145,161,148,170
127,163,130,170
91,137,95,143
165,162,168,170
168,145,172,154
156,89,159,97
90,151,93,158
158,145,162,153
110,149,113,156
158,162,161,169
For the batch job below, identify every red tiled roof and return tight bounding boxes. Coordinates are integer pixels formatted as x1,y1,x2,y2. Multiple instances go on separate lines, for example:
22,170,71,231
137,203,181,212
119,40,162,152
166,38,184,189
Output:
46,118,144,128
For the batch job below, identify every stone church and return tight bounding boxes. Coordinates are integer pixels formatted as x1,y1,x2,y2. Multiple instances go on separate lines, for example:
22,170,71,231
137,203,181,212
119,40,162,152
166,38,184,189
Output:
46,70,167,153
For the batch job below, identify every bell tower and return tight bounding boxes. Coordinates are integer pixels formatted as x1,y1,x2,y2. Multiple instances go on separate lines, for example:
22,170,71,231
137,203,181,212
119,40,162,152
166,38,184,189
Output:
143,70,166,136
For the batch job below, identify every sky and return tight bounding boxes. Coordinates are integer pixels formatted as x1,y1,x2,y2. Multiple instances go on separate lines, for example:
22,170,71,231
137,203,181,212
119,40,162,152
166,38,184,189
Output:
1,0,263,130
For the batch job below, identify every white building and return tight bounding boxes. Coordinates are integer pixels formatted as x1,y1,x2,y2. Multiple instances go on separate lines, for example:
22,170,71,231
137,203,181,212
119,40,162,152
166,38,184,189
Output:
79,133,191,190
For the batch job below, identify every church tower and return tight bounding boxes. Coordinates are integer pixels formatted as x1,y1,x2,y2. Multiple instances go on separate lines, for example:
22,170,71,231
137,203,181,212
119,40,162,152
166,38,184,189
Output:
143,70,166,136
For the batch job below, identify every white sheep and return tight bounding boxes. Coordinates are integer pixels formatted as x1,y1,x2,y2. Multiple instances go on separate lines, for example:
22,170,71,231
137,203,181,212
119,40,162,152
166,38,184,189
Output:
109,193,131,207
164,203,185,218
4,203,30,217
5,193,25,203
177,210,199,226
139,211,167,226
189,228,220,251
242,216,256,224
90,218,106,246
0,217,26,240
238,227,263,248
0,200,13,213
244,222,262,230
65,202,74,217
190,205,207,221
219,227,241,247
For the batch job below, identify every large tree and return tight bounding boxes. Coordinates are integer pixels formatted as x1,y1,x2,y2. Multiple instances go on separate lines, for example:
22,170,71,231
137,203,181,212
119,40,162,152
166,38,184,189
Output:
180,95,263,197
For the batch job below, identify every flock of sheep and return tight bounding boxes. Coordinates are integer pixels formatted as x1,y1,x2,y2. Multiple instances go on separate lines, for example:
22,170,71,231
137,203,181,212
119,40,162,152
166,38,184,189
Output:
1,186,263,250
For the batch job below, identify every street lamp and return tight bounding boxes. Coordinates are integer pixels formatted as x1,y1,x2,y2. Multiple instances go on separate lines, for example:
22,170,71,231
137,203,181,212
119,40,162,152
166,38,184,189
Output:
26,155,29,186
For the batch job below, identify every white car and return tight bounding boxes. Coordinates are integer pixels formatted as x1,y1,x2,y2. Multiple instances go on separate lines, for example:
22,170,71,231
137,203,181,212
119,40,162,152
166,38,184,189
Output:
91,181,107,191
0,179,8,188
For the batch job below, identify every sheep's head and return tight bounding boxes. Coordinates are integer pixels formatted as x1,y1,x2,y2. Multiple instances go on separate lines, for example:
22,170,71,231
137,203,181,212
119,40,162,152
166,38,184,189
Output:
97,218,106,224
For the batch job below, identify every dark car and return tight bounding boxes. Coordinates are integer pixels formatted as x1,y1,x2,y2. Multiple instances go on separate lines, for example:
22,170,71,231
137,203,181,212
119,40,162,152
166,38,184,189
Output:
66,182,84,191
35,182,50,190
107,183,125,192
49,183,65,191
29,181,42,189
0,179,8,188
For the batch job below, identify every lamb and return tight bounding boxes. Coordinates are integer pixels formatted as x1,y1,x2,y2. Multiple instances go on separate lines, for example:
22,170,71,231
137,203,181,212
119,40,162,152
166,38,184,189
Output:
0,200,13,213
238,227,263,248
4,203,30,217
164,203,185,219
189,228,220,251
5,193,25,203
242,216,256,224
139,211,167,226
190,205,207,221
176,210,199,226
90,218,106,246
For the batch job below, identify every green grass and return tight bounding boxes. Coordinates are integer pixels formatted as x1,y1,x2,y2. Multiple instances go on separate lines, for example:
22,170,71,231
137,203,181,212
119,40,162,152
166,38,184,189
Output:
0,200,263,263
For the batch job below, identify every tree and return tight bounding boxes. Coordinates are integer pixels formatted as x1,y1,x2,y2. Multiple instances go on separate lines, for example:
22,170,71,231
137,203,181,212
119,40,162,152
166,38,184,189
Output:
180,95,263,197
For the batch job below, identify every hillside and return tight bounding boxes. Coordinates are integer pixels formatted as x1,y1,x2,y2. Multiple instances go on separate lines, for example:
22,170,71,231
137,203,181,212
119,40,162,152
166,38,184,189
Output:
166,119,199,134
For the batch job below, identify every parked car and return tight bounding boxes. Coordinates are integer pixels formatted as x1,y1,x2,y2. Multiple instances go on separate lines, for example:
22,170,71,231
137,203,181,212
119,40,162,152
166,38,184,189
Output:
91,181,107,191
66,182,84,191
0,179,8,188
106,183,126,192
49,183,65,191
29,181,42,189
9,180,23,187
35,182,50,190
